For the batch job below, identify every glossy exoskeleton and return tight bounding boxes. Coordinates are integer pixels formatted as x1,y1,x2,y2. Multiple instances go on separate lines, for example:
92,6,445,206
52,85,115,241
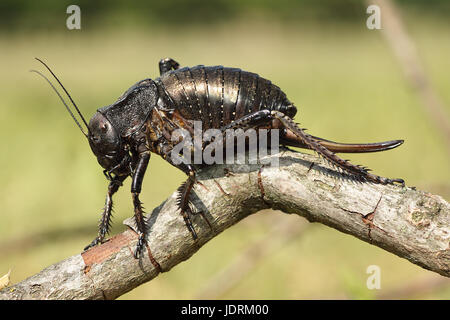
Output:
33,58,405,258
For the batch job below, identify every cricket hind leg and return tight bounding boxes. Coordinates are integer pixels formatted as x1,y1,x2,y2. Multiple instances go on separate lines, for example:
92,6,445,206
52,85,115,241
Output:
270,111,405,186
218,109,404,185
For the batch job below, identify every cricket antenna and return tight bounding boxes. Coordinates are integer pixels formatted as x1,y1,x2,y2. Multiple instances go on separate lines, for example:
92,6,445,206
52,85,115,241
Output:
31,69,88,138
33,57,90,135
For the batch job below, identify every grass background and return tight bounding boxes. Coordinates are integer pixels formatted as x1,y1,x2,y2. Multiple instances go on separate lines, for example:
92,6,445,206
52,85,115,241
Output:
0,1,449,299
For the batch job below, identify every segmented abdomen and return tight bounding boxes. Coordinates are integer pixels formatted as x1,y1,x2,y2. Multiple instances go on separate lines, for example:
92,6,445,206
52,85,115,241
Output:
155,65,297,129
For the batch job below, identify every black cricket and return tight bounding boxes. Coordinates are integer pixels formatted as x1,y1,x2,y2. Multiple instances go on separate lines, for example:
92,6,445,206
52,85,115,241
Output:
32,57,405,258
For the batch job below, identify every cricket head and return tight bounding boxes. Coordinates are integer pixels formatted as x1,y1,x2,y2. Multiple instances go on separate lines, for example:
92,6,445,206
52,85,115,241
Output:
87,111,129,176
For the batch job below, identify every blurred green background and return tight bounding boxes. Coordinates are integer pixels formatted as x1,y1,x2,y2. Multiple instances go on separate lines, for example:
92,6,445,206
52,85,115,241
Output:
0,0,449,299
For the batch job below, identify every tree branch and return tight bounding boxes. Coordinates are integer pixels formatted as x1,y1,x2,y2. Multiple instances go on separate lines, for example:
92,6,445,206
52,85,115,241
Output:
1,150,449,299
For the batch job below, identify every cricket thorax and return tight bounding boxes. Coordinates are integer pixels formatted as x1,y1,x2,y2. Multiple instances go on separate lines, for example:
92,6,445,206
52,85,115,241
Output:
140,108,194,158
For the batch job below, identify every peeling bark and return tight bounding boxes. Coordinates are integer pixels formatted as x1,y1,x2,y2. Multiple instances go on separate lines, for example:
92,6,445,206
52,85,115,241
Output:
1,150,449,300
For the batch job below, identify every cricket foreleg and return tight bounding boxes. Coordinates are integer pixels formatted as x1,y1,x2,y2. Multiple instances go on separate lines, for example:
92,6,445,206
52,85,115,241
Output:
131,151,151,258
84,174,127,251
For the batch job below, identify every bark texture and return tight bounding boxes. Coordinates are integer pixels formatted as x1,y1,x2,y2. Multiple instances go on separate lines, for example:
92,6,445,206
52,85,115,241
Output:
1,150,449,299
